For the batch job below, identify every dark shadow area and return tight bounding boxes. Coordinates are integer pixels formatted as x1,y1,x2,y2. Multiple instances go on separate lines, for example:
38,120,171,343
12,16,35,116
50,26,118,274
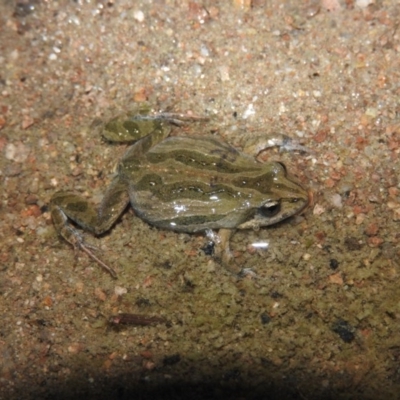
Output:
5,358,384,400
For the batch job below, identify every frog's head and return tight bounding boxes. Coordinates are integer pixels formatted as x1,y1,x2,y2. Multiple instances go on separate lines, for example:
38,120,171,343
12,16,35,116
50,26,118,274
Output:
235,162,309,230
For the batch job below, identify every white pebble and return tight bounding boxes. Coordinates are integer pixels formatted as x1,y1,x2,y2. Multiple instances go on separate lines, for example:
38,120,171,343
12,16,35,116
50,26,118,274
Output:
114,286,127,296
313,203,325,216
243,103,255,119
133,10,145,22
355,0,374,8
5,142,30,163
328,193,343,208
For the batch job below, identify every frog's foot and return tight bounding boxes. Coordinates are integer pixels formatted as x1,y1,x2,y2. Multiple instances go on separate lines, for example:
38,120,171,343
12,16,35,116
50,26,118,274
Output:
245,134,312,155
158,112,209,126
133,112,209,126
51,194,121,278
216,251,256,278
59,224,117,279
211,229,258,278
78,240,117,279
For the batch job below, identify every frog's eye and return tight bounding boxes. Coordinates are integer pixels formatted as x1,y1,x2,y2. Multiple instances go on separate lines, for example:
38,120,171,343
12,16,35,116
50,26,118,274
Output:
259,202,281,218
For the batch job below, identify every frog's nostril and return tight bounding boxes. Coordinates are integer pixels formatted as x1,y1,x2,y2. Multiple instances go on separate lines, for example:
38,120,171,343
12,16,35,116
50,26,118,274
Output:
277,162,287,173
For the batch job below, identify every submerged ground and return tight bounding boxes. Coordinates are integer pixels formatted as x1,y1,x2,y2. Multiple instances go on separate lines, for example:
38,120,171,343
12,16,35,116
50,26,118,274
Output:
1,1,400,399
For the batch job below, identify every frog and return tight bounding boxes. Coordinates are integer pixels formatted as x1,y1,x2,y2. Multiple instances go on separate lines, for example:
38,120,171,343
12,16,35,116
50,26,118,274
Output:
50,105,309,278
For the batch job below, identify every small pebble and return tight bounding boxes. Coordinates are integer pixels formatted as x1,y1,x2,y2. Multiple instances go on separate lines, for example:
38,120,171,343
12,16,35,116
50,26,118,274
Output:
114,286,127,296
5,142,30,163
133,10,145,22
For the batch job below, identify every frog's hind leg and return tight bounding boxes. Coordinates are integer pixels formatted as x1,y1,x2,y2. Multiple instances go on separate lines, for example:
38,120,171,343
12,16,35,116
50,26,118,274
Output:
50,177,130,277
244,134,311,156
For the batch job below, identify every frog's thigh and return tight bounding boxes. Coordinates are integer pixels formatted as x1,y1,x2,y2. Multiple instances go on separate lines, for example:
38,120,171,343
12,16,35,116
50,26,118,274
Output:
51,191,99,234
215,228,242,275
96,178,130,233
51,178,129,235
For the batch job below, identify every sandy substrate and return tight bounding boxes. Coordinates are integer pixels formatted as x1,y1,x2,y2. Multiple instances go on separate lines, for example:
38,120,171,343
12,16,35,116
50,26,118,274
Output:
1,1,400,399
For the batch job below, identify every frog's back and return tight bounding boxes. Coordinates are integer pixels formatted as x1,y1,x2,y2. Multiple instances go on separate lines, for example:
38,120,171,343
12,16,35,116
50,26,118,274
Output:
126,136,264,232
146,136,259,173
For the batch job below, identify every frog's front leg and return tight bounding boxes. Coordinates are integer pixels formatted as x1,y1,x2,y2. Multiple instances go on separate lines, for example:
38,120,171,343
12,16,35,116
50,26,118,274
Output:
244,133,311,156
212,229,258,277
50,177,130,277
212,228,242,275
